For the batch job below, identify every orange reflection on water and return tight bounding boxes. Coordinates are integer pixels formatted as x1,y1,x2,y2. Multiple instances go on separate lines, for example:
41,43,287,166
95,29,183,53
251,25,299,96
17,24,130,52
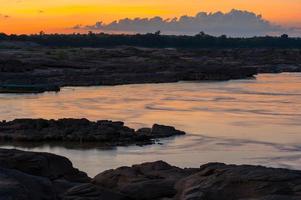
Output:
1,73,301,175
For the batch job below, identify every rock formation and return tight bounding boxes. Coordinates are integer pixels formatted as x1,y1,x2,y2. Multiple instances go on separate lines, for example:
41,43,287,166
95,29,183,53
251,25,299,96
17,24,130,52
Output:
1,148,300,200
1,47,300,93
0,119,185,145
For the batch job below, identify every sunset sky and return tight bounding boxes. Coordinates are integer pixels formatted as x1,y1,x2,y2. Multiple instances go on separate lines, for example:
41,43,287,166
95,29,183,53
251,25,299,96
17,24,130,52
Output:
1,0,301,34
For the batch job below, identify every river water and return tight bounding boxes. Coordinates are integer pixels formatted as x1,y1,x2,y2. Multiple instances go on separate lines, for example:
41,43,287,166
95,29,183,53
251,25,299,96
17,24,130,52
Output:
1,73,301,176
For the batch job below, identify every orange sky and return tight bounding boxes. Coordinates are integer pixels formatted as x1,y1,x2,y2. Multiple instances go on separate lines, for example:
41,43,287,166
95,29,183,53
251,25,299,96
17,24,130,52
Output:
1,0,301,34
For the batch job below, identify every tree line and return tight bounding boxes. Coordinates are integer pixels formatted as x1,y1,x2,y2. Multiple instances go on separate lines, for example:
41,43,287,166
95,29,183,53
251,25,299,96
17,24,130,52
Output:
0,32,300,48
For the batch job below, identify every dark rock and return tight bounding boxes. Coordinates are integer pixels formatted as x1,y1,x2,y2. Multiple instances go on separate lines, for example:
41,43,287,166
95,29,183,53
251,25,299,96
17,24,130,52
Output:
52,179,81,198
175,163,301,200
137,125,186,138
63,183,132,200
0,84,60,93
92,161,197,200
0,148,129,200
0,167,55,200
0,148,90,182
93,161,301,200
0,149,301,200
151,124,186,137
136,128,152,135
1,47,300,93
0,118,185,145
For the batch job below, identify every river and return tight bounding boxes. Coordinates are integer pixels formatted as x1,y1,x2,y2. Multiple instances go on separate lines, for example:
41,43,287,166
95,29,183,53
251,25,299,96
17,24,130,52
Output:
1,73,301,176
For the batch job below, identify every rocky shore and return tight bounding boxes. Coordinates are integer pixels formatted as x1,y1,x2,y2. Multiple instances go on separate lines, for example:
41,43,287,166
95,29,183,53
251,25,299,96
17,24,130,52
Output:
0,118,185,145
0,148,300,200
1,47,301,93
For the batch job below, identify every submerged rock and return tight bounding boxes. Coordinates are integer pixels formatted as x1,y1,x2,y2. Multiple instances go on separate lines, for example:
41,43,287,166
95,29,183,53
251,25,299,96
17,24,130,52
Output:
0,118,185,145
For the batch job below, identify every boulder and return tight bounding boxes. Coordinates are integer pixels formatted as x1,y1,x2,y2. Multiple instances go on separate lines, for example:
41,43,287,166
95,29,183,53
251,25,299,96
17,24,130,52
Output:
174,163,301,200
92,161,197,200
0,167,55,200
151,124,186,137
1,149,301,200
93,161,301,200
0,148,90,182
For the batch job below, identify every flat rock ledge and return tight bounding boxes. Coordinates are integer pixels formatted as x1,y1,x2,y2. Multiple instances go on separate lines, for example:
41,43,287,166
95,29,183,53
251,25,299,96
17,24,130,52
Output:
0,148,301,200
0,118,185,145
1,48,301,93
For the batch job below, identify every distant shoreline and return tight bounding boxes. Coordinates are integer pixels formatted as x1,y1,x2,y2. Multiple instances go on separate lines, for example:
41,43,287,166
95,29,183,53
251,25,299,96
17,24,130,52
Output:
1,32,301,48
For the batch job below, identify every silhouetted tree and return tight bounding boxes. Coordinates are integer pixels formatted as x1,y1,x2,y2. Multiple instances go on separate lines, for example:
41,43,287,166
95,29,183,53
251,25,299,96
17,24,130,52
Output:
0,32,300,48
155,31,161,35
281,34,289,39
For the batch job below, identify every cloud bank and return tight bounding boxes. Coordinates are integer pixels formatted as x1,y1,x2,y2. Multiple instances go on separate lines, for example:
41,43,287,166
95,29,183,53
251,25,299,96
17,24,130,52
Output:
73,9,299,37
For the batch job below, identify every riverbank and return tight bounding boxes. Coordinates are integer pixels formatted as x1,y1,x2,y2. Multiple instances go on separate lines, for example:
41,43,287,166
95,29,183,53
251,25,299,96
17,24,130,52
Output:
1,148,300,200
1,47,301,93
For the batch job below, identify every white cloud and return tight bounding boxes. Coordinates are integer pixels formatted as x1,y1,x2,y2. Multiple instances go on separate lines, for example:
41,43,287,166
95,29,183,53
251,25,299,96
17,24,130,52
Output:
73,9,299,37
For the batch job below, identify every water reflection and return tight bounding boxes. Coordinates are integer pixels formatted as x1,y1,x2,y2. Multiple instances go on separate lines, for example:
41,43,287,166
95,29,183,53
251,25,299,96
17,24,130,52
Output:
1,73,301,176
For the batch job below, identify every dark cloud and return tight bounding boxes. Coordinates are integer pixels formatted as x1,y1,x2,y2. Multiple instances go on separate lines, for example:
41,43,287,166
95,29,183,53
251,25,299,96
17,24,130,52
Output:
73,9,299,37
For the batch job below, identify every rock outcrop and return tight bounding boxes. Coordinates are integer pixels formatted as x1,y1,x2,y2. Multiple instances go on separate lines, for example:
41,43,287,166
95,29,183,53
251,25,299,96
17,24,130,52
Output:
93,161,301,200
0,118,185,145
174,163,301,200
0,148,90,182
92,161,197,200
0,167,55,200
1,149,301,200
0,148,86,200
1,47,300,93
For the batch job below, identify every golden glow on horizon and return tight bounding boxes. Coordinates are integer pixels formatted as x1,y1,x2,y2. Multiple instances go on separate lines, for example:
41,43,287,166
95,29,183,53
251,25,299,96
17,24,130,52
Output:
1,0,301,34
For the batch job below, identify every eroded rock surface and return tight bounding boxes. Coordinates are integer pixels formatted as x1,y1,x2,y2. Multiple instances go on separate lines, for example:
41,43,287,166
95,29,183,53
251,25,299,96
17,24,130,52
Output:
0,118,185,145
174,163,301,200
0,167,55,200
0,148,90,182
62,183,131,200
0,148,84,200
92,161,197,200
93,161,301,200
1,47,300,92
1,149,301,200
